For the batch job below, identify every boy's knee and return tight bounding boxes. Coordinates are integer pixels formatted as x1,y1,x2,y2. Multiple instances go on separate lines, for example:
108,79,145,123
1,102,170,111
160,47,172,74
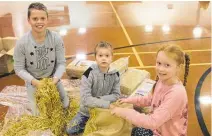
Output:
66,119,81,135
66,112,89,135
66,125,81,135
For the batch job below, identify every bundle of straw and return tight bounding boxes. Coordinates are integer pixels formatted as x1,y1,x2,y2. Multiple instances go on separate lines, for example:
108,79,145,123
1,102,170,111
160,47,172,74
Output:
3,78,80,136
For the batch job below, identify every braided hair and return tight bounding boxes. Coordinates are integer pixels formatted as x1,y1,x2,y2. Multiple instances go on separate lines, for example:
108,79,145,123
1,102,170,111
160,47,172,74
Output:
183,53,190,86
152,44,190,93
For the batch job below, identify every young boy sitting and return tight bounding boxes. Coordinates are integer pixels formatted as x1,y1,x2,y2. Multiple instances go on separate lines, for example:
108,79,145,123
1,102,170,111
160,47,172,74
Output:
13,2,69,116
66,41,121,135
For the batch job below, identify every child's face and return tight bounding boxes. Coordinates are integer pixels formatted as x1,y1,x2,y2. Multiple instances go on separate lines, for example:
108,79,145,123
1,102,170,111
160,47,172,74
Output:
156,51,180,82
28,9,48,34
95,47,112,69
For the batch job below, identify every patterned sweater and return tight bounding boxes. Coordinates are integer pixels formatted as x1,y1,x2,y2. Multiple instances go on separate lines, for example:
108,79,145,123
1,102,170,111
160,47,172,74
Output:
13,29,65,85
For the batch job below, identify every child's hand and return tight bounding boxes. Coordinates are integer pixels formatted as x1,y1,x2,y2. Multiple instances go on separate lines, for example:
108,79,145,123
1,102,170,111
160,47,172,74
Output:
111,107,122,117
109,104,115,109
52,77,59,85
117,98,128,104
31,79,40,88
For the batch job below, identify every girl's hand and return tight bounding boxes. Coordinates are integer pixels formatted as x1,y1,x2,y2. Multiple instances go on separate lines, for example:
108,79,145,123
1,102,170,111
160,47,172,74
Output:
109,104,115,109
117,98,129,104
111,107,122,117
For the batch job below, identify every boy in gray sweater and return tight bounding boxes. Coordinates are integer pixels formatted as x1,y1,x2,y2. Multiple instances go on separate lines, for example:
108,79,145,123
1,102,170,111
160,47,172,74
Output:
66,41,121,135
13,2,69,116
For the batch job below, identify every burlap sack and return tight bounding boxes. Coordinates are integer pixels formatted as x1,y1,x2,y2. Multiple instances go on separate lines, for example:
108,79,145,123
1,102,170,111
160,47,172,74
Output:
120,68,150,95
0,37,3,51
110,57,129,75
83,104,133,136
0,50,6,54
66,57,129,79
2,37,18,51
133,78,156,96
66,59,96,78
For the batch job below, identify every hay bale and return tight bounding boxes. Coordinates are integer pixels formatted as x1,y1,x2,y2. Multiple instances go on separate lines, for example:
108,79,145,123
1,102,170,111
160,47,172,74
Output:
66,59,96,78
133,78,156,96
110,57,129,75
2,37,18,51
0,50,7,54
120,68,150,95
66,57,129,79
0,38,4,51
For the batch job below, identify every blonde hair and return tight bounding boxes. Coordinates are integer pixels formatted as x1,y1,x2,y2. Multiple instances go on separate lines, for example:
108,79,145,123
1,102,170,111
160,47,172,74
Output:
156,44,190,86
94,41,113,56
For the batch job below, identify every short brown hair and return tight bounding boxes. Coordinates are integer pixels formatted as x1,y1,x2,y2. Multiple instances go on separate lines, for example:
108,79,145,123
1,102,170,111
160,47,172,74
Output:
94,41,113,56
28,2,48,19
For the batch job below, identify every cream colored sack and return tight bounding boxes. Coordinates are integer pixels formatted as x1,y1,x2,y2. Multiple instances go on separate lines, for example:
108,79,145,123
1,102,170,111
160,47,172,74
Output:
120,68,150,95
110,57,129,75
0,38,3,51
2,37,18,51
66,59,96,78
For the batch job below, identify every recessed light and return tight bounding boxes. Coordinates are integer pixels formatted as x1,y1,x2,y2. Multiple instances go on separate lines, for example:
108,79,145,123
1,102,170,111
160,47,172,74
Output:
193,26,202,38
78,27,87,34
145,25,153,32
76,53,86,60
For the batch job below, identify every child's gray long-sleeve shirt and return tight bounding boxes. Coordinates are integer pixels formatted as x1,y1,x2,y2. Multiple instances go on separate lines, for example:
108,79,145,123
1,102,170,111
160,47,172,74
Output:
80,64,121,116
13,29,66,85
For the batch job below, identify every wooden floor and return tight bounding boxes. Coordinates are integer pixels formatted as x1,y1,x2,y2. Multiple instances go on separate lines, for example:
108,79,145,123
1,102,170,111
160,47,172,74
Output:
0,1,211,136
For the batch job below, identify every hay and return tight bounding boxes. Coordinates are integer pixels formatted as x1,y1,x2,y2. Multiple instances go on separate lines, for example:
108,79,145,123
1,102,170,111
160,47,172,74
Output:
0,120,3,132
2,78,80,136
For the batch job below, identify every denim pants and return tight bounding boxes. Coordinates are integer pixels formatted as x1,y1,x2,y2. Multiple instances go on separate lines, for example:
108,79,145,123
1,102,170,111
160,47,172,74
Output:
66,112,89,135
26,80,69,116
131,127,153,136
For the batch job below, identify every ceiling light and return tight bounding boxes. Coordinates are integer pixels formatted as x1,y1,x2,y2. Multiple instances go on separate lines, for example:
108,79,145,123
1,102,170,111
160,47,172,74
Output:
162,24,170,33
59,29,67,36
199,96,212,104
78,27,87,34
76,53,86,60
193,26,202,38
145,25,153,32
